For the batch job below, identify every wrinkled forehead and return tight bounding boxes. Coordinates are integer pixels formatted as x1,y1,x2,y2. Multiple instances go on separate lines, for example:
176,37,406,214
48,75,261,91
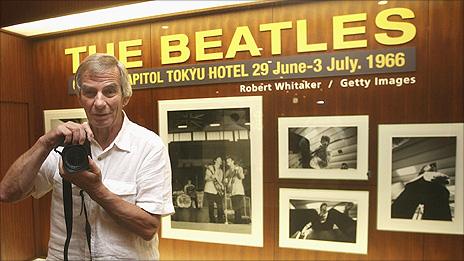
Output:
81,65,119,78
80,66,121,85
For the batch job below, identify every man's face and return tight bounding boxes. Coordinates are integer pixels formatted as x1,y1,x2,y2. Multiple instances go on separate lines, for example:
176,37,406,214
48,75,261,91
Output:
215,157,222,166
320,204,327,212
78,67,129,131
321,139,329,147
226,158,233,167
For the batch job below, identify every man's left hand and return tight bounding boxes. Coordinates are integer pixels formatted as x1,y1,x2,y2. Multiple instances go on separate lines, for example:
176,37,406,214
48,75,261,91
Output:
60,157,103,194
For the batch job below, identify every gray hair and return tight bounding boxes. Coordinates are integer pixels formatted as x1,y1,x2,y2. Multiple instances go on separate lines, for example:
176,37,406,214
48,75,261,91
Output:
74,53,132,98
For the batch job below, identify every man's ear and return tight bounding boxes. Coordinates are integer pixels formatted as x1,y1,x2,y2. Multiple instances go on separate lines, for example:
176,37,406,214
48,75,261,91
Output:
122,96,130,107
77,92,83,106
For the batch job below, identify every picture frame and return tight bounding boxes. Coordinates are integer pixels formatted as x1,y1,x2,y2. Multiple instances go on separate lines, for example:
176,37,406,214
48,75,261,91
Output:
279,188,369,254
377,123,464,235
278,115,369,180
43,108,87,132
158,96,263,247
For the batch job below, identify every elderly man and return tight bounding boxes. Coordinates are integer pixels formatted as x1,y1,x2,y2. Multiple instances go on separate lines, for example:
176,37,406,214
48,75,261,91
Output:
0,54,174,260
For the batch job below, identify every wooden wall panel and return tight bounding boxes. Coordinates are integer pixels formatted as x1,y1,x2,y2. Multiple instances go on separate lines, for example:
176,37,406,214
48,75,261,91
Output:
0,102,36,261
428,0,464,121
29,40,57,257
0,32,2,256
0,33,33,102
0,31,41,259
32,193,51,257
31,40,59,136
34,38,80,111
422,1,464,260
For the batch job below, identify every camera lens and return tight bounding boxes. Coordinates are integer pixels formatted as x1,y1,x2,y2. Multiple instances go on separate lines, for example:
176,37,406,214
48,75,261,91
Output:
67,148,86,165
62,145,89,173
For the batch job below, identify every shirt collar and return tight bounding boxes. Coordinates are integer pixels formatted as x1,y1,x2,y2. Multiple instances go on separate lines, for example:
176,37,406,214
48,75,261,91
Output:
90,111,132,154
109,111,132,152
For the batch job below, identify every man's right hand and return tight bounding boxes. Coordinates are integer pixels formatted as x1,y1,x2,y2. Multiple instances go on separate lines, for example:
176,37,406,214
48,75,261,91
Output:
43,121,94,148
0,120,94,202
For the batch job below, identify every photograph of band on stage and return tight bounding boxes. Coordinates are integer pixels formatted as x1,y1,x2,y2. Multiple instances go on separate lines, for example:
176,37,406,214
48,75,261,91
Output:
166,107,252,234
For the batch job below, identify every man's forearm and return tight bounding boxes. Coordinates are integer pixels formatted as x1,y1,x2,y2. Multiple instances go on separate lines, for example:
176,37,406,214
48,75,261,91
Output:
88,185,160,241
0,136,54,202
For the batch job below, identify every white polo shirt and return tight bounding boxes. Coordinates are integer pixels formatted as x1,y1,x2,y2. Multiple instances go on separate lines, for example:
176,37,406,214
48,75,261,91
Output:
32,113,174,260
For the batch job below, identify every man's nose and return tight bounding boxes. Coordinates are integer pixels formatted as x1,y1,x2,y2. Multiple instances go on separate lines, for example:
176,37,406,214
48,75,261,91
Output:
94,92,106,107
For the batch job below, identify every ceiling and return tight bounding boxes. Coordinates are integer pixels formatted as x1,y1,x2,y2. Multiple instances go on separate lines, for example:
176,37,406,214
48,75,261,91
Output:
0,0,140,28
0,0,277,38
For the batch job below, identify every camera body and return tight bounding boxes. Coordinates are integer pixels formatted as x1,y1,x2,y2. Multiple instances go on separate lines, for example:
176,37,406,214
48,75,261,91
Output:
57,139,92,173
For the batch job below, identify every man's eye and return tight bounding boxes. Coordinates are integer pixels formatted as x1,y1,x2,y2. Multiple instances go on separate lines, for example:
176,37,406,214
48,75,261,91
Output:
103,88,117,97
83,89,96,97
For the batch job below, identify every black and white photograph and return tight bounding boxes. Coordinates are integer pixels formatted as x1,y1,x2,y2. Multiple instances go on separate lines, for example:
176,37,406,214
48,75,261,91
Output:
377,123,464,235
278,115,369,180
279,188,369,254
43,108,87,132
158,96,263,247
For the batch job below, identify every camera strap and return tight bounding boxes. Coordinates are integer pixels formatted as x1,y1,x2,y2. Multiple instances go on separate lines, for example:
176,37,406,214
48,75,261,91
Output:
62,180,73,261
62,180,92,261
80,190,92,257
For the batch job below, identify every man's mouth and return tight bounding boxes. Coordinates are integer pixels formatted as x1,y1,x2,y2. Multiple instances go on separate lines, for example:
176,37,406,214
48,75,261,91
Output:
94,113,110,117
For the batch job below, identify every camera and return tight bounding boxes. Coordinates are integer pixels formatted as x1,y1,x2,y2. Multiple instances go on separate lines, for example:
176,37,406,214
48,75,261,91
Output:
55,139,91,173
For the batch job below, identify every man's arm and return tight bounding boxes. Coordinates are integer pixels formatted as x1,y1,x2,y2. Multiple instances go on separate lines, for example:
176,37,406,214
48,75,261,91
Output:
204,168,210,180
90,184,160,241
326,150,332,164
0,121,93,202
237,166,245,180
0,136,54,202
62,158,159,241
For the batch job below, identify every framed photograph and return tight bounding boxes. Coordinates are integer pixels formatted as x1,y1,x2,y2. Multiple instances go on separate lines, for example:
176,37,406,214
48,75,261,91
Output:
279,188,369,254
377,123,464,235
43,108,87,132
158,96,263,247
278,115,369,180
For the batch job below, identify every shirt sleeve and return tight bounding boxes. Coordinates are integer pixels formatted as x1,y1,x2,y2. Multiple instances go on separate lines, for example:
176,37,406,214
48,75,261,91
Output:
135,140,175,216
30,151,59,199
